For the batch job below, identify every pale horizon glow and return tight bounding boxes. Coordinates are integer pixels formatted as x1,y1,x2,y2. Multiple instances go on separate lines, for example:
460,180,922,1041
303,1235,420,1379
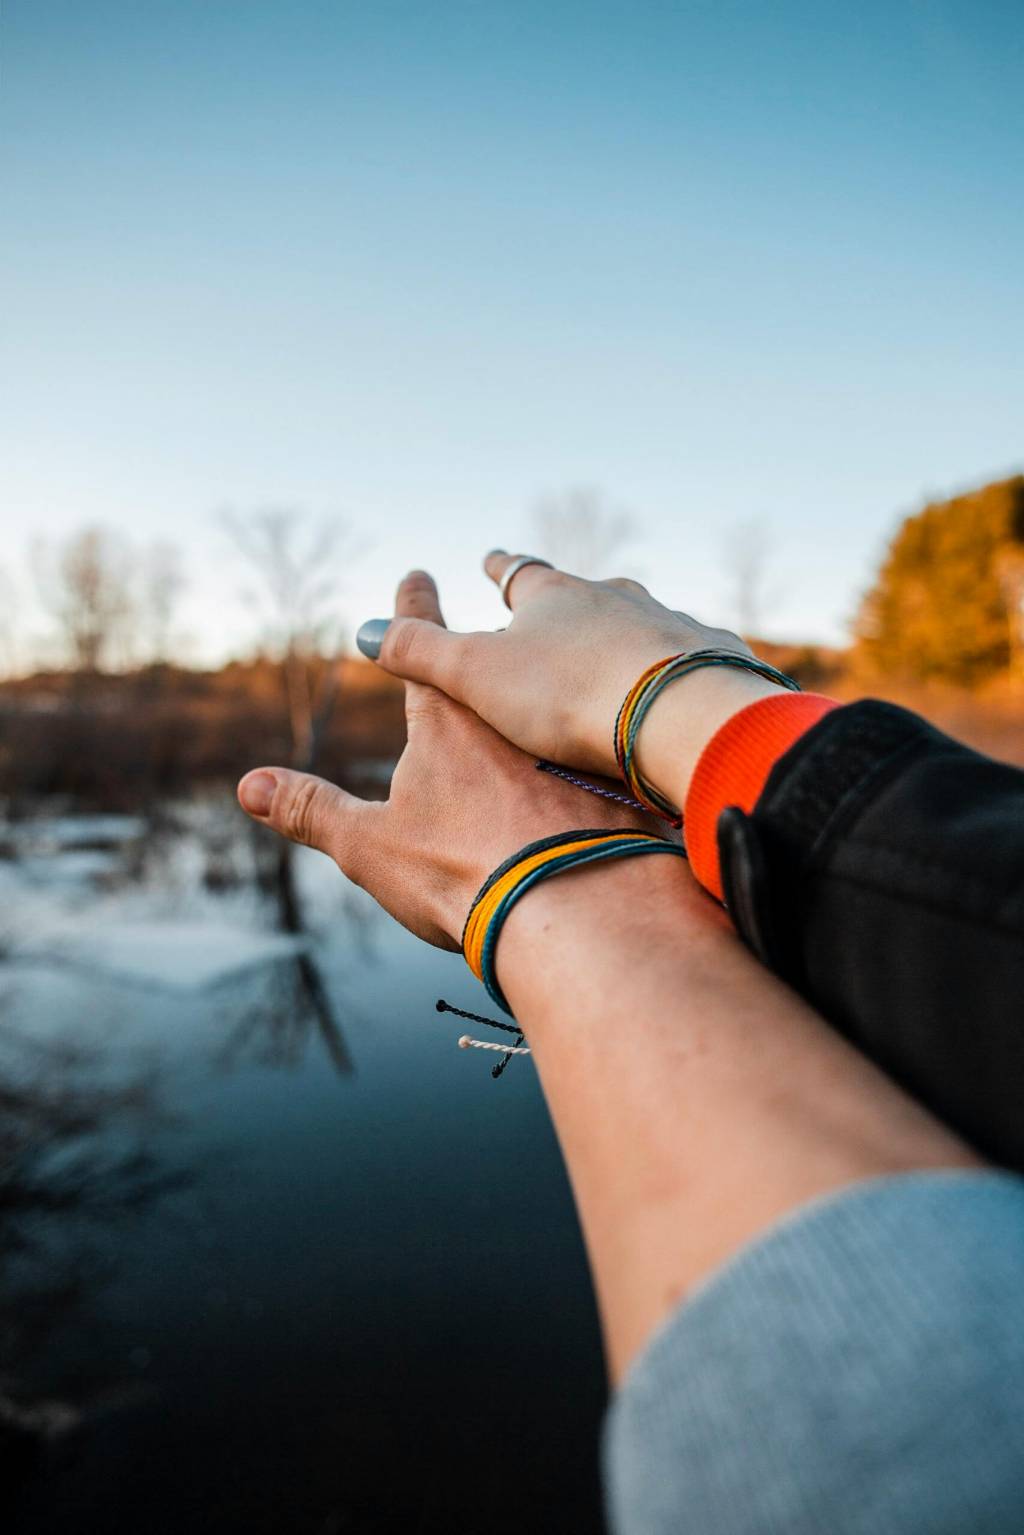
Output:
2,1,1022,668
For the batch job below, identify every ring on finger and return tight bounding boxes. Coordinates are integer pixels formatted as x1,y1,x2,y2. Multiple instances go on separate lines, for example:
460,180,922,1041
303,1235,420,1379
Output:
498,555,554,609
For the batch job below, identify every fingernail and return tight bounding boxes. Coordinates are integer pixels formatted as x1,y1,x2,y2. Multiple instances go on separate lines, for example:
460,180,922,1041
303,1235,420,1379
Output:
356,618,390,660
239,771,276,817
485,548,507,559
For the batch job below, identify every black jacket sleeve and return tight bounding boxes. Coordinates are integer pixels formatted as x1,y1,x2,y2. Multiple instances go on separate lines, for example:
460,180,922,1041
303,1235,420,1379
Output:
717,700,1024,1170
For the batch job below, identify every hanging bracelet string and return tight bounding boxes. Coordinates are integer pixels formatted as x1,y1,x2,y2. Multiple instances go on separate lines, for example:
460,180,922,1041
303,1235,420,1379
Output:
615,648,801,825
443,827,687,1078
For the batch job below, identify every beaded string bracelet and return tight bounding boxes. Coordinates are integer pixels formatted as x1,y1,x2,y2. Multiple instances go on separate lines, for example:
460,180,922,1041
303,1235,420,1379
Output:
615,648,801,824
439,827,687,1077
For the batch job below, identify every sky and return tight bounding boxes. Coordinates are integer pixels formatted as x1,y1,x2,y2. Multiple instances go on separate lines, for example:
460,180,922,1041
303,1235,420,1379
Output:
2,0,1022,664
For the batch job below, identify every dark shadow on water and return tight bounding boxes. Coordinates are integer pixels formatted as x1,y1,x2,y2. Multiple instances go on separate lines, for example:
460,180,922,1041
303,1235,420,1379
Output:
212,947,354,1076
273,837,355,1075
0,1014,193,1504
295,950,353,1075
214,826,360,1076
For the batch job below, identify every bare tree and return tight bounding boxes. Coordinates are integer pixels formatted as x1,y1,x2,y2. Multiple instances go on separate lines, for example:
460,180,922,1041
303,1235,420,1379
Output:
33,527,137,672
140,541,186,665
529,486,636,578
722,517,781,638
223,506,357,768
224,506,361,943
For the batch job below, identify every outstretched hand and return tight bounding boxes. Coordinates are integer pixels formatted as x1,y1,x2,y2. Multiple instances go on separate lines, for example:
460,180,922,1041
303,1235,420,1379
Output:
360,553,781,808
238,571,660,950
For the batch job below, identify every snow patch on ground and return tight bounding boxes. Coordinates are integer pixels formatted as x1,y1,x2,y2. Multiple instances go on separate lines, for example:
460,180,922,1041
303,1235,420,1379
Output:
14,815,147,851
27,918,307,990
2,807,317,990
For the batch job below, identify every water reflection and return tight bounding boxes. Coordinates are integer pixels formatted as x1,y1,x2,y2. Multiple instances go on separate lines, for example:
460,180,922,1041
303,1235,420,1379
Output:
1,800,364,1478
0,1010,191,1487
214,950,353,1075
241,823,358,1075
4,800,374,1077
1,802,607,1534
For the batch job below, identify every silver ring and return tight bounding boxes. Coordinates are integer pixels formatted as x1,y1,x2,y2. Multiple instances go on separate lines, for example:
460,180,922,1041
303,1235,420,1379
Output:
498,555,554,609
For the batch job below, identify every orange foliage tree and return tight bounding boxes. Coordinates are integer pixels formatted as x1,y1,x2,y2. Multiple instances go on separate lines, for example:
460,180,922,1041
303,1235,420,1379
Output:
855,476,1024,684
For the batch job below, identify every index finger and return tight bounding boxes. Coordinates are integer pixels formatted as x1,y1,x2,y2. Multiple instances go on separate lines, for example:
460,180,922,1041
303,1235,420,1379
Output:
394,569,446,628
483,549,561,610
393,569,447,726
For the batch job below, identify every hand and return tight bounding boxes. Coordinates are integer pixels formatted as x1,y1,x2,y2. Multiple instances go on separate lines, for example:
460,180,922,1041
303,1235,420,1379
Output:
237,571,660,949
360,554,785,811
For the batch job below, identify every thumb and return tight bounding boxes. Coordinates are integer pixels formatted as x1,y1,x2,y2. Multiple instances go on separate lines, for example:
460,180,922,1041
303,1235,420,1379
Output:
238,767,364,863
359,615,474,699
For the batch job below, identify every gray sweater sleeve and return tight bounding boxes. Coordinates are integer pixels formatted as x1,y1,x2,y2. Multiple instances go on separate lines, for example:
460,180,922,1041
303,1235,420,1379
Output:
604,1171,1024,1535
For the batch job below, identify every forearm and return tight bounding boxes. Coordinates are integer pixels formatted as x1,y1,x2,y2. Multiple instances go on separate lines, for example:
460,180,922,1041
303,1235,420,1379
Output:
721,699,1024,1170
496,856,977,1382
621,666,1024,1175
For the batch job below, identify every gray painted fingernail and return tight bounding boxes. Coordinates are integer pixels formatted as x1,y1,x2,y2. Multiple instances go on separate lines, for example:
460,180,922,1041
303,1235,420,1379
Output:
356,618,390,660
485,548,507,559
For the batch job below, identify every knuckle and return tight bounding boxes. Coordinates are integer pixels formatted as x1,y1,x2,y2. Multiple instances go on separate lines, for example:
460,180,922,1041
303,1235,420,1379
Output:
281,777,326,846
509,567,561,607
385,618,422,669
406,682,449,722
336,806,371,885
435,630,469,688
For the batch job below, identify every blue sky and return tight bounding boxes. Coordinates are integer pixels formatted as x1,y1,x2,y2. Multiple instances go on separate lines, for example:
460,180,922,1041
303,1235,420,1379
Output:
2,0,1022,661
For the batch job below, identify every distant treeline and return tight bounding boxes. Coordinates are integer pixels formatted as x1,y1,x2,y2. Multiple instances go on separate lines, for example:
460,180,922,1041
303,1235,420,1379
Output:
0,645,853,811
3,475,1023,808
0,657,406,810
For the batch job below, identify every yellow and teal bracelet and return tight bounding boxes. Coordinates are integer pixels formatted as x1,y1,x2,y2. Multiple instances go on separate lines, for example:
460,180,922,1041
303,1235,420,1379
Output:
462,827,687,1020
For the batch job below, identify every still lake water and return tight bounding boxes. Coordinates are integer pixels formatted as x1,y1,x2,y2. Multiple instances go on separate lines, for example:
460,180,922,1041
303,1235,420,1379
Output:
2,799,607,1533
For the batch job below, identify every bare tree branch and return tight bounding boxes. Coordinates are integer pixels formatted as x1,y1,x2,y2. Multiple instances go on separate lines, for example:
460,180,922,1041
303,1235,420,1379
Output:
221,506,359,765
529,486,637,578
32,528,137,672
721,517,783,638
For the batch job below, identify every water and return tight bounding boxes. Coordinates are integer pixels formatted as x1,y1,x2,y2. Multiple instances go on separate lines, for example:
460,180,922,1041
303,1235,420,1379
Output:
2,800,607,1533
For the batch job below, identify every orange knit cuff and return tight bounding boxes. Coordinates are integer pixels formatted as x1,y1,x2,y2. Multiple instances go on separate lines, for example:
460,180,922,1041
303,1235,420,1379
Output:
684,693,838,902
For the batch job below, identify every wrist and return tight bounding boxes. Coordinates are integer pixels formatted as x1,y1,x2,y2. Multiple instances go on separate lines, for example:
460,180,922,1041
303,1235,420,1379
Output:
633,667,788,815
460,827,688,1016
493,850,697,1035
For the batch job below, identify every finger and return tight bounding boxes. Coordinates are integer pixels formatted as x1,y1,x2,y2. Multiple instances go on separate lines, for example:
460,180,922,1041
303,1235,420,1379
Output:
394,569,447,628
482,549,561,610
374,615,480,701
381,617,478,702
393,570,449,724
238,767,367,870
358,565,473,702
